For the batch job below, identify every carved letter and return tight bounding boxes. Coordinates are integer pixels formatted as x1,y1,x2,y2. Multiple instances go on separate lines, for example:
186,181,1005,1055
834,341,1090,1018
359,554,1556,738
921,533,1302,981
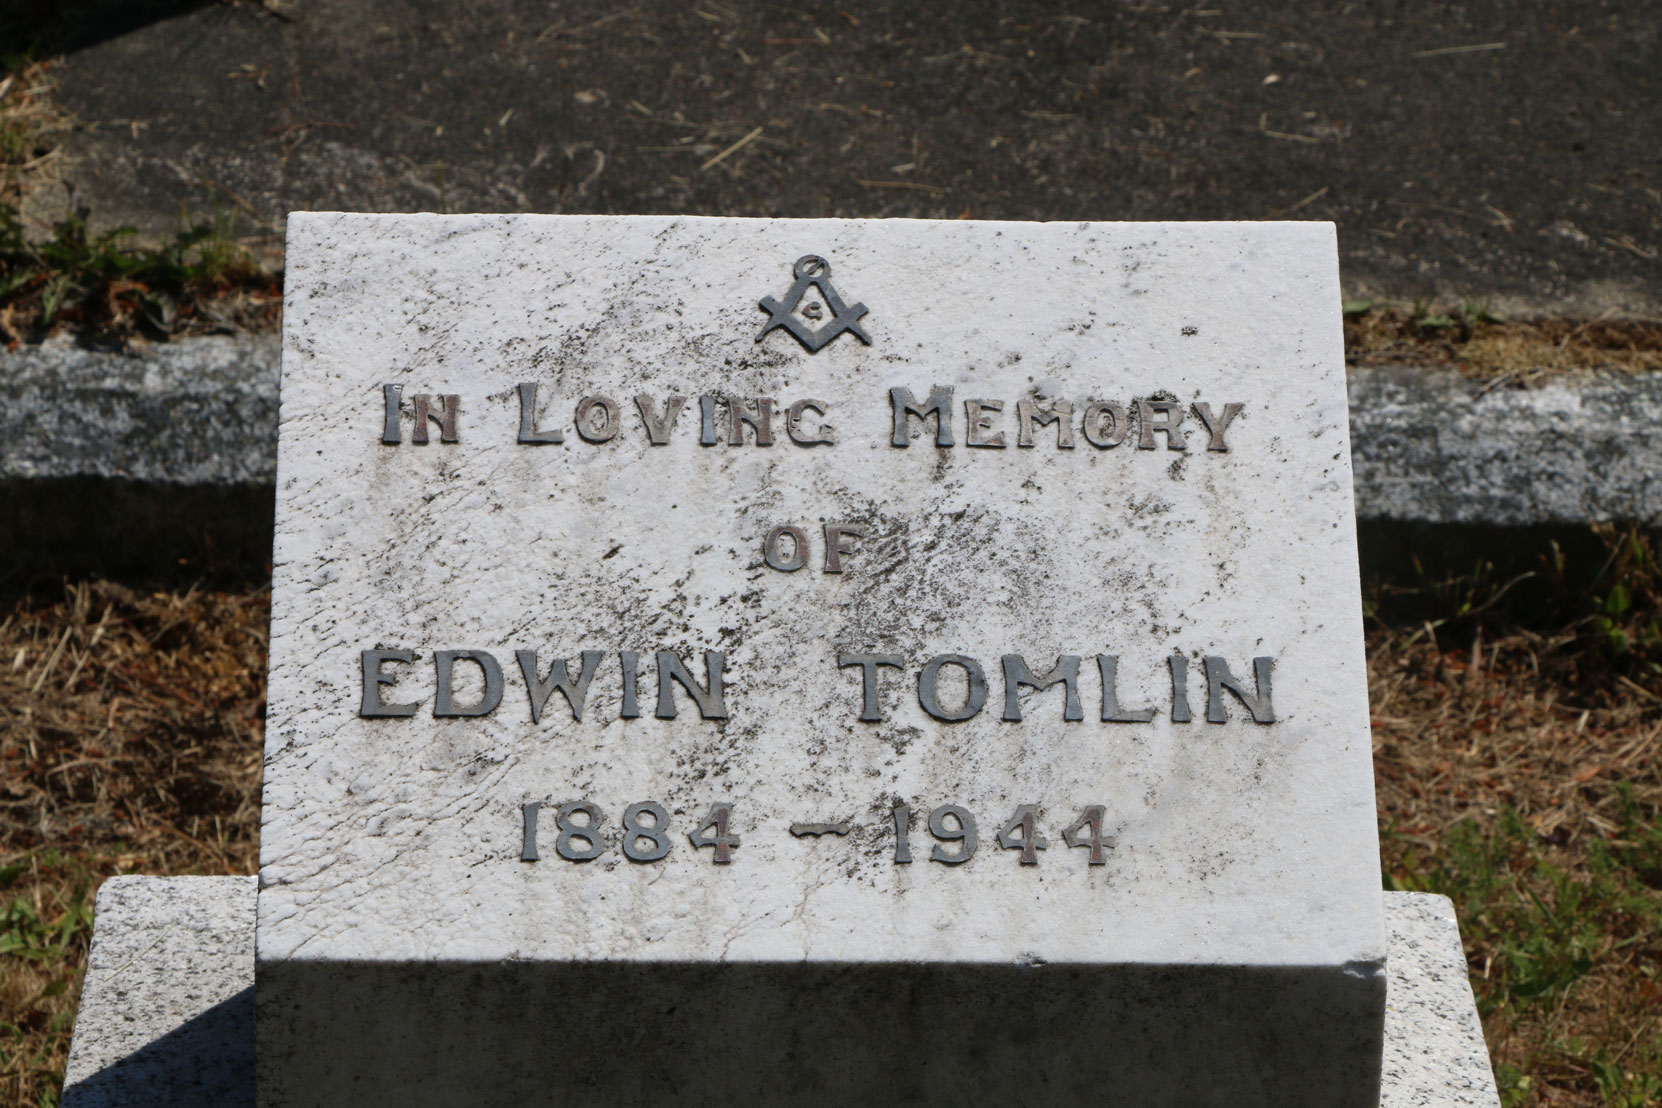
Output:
360,648,418,717
1017,398,1075,448
381,384,402,444
434,650,504,717
965,399,1007,448
1194,402,1244,451
728,397,775,446
1001,654,1083,721
764,525,808,572
516,650,603,723
699,396,720,446
1203,656,1276,723
411,394,460,444
620,651,641,718
890,386,954,447
1097,655,1155,722
517,383,564,444
655,650,728,720
635,394,686,445
1082,401,1129,448
918,654,987,721
1138,399,1187,451
837,652,904,722
1168,654,1193,723
823,524,865,573
575,395,621,442
786,399,834,445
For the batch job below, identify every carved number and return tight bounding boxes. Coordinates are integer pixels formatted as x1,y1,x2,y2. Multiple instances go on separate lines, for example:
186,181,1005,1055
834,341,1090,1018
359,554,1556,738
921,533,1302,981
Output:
895,802,1107,867
622,801,672,863
523,800,1108,868
1063,804,1110,865
892,801,913,864
527,801,736,864
995,804,1049,865
927,804,978,865
688,803,741,864
554,801,606,862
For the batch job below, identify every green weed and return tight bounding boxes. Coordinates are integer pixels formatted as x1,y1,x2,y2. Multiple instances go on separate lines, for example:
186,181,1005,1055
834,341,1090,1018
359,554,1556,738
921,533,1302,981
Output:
1592,1054,1662,1108
1387,788,1662,1108
0,199,269,341
1590,528,1662,673
0,851,97,1108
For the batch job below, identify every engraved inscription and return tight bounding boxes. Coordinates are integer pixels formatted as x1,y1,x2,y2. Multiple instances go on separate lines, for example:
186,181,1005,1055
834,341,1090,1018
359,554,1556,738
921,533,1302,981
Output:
358,648,729,722
367,386,1247,451
355,374,1278,882
518,799,1121,869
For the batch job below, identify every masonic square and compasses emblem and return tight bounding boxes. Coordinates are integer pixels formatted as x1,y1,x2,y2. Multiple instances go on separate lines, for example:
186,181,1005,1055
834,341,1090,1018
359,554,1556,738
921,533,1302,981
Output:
755,254,871,353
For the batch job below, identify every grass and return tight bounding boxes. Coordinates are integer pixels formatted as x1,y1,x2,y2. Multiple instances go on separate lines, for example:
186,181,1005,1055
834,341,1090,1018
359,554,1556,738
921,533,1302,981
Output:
0,46,1656,1103
0,203,280,346
0,582,264,1106
0,54,64,208
1344,300,1662,377
0,53,278,348
3,194,1657,370
1369,526,1662,1107
0,532,1658,1105
1,46,1656,366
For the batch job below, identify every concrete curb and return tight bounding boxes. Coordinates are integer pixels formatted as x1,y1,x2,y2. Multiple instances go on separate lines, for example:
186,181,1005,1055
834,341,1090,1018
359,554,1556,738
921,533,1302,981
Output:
4,336,1658,526
1347,366,1662,527
3,335,277,486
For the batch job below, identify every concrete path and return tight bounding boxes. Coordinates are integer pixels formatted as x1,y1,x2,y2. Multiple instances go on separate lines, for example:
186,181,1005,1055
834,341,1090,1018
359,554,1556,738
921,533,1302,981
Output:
28,0,1662,316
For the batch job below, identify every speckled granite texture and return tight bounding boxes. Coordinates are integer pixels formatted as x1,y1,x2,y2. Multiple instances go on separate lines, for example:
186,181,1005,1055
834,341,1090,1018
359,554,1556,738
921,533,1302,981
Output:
61,877,255,1108
1346,366,1662,527
1,335,276,484
1382,893,1503,1107
62,881,1497,1107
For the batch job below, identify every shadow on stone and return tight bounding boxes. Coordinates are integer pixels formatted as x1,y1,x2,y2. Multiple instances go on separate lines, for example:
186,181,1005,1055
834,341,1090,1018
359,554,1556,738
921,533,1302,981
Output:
62,985,252,1108
257,960,1385,1108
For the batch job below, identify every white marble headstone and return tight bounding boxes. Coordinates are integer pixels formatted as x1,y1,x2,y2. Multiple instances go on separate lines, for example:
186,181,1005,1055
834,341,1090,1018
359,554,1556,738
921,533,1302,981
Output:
258,214,1385,1106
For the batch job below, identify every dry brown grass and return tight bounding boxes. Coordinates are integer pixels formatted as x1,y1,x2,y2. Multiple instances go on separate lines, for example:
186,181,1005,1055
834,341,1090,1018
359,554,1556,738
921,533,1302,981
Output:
1372,620,1662,1106
0,58,68,213
0,582,265,1105
1,563,1658,1106
1347,306,1662,377
0,55,281,350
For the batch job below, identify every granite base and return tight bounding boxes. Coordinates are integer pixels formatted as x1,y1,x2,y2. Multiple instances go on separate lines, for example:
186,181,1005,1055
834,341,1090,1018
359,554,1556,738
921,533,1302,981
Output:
61,879,1498,1107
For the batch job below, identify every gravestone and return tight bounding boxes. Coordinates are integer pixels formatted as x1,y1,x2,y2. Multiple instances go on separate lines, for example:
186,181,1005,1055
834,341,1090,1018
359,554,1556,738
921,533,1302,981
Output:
252,214,1387,1106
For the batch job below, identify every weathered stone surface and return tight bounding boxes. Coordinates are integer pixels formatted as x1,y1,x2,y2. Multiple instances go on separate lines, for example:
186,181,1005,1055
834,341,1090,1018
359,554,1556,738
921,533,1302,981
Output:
1347,366,1662,527
61,876,255,1108
6,334,1660,529
0,334,276,484
62,881,1496,1107
258,214,1383,1105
